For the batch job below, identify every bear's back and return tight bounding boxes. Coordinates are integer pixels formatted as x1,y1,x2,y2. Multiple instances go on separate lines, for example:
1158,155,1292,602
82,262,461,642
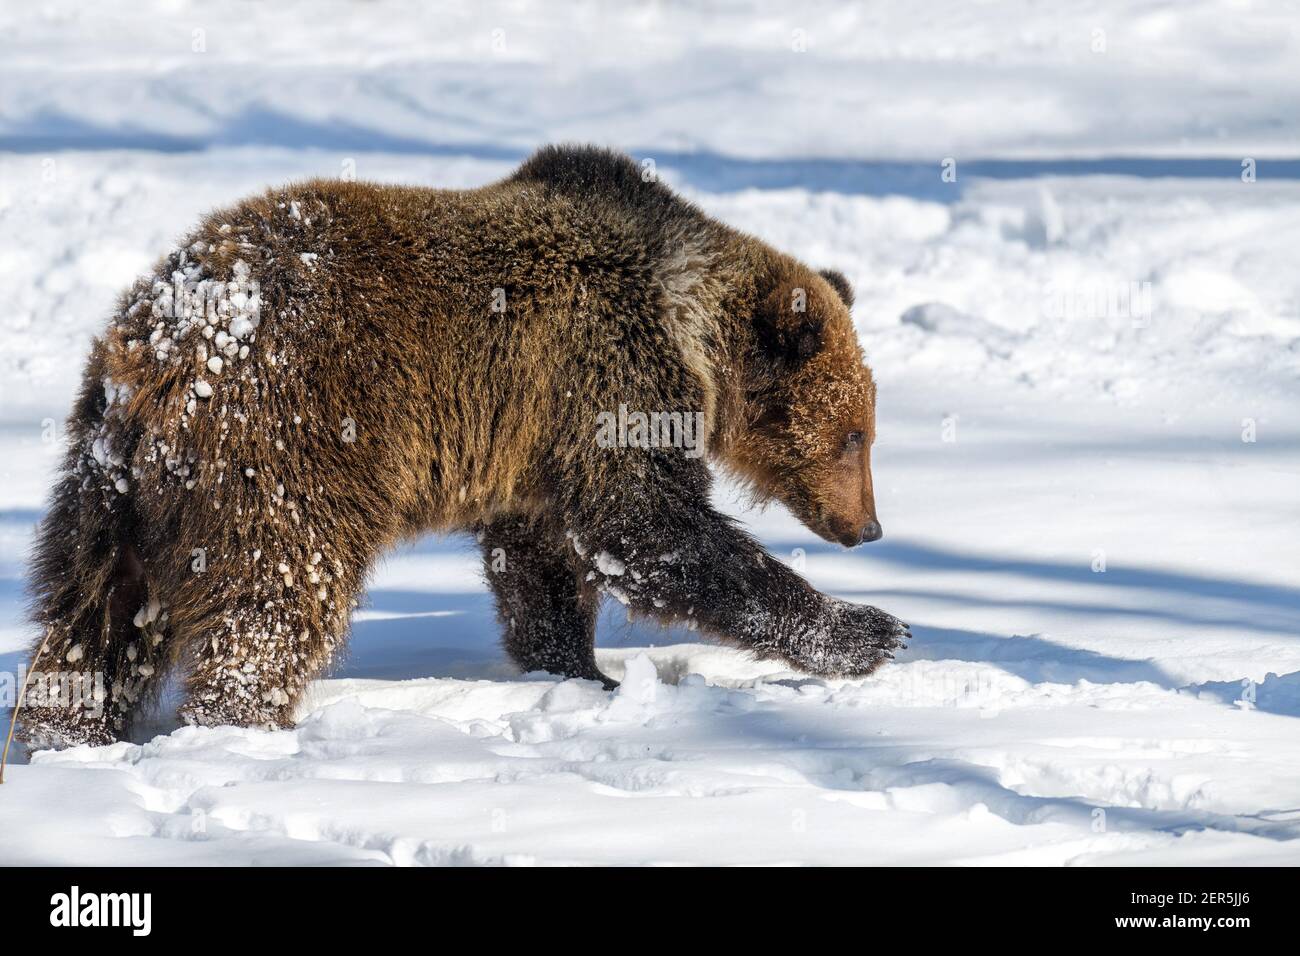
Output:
507,144,703,232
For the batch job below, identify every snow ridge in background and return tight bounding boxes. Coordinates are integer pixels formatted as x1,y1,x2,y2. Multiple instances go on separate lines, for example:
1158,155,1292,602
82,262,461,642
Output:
1,1,1299,866
3,0,1299,159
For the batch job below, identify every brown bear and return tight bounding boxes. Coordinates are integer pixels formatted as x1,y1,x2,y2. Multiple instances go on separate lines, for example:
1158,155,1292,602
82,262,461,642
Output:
19,145,907,748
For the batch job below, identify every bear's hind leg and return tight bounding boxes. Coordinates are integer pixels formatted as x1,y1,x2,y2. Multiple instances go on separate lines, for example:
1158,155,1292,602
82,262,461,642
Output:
23,543,174,748
173,542,362,731
480,514,612,688
24,477,178,748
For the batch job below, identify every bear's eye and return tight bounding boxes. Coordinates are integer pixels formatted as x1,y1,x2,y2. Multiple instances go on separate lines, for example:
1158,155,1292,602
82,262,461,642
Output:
843,431,864,453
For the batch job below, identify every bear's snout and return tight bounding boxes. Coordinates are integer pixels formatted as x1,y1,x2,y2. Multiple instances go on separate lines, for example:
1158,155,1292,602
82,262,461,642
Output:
819,516,879,549
811,462,881,548
832,520,881,548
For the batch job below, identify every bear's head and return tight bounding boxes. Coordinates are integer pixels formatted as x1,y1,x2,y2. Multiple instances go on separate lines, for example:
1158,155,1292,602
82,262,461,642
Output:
729,264,882,548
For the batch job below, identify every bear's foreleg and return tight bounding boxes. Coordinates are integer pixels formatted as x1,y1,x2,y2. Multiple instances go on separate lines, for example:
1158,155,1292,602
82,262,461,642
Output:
480,513,612,688
562,461,909,678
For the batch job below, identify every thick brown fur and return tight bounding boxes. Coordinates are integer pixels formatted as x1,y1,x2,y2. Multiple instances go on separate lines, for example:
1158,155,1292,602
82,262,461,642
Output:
22,145,907,748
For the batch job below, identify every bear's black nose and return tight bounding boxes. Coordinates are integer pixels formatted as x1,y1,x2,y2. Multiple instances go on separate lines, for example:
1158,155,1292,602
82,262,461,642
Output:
860,520,883,543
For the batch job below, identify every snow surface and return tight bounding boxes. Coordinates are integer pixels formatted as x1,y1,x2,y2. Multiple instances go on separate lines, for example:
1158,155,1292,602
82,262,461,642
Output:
1,0,1299,865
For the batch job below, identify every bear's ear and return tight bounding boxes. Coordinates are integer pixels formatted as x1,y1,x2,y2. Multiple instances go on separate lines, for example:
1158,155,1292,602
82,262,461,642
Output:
818,268,854,309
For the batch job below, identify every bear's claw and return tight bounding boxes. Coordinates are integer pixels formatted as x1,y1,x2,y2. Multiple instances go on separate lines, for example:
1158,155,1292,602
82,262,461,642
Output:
784,598,911,679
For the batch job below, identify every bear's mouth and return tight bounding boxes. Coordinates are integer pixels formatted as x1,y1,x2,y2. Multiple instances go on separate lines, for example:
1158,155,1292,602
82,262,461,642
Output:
823,521,870,549
789,501,872,549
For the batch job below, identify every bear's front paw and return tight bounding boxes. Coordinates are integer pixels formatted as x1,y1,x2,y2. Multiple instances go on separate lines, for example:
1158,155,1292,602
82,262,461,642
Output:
784,598,910,678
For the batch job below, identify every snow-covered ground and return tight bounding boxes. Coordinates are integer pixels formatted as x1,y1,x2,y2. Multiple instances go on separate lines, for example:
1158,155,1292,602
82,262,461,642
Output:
2,1,1299,865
